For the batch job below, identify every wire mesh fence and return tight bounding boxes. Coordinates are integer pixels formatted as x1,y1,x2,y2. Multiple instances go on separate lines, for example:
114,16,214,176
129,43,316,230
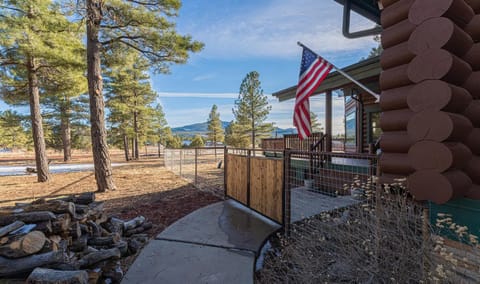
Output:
164,147,225,197
256,150,480,283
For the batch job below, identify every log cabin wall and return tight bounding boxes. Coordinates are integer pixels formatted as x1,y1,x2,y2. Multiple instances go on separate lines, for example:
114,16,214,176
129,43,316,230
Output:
379,0,480,204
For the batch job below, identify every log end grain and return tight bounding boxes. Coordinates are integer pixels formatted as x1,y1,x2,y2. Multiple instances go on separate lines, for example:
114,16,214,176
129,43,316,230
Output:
409,0,474,27
408,141,454,172
408,49,471,85
408,17,472,56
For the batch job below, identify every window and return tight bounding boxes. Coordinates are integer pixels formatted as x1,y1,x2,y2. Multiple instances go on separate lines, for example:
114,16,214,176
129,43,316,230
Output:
345,110,356,146
368,111,382,144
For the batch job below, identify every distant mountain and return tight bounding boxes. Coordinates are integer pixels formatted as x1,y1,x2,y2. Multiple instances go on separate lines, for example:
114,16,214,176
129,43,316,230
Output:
172,121,296,138
172,121,230,136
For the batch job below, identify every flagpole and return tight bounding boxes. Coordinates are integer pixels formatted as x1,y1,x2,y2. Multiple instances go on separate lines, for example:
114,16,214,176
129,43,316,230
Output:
297,41,380,101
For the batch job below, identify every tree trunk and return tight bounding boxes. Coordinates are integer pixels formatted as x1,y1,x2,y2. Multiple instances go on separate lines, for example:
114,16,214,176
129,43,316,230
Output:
86,0,116,192
131,138,135,160
157,142,161,157
123,134,130,161
27,56,50,182
133,110,139,160
60,99,72,162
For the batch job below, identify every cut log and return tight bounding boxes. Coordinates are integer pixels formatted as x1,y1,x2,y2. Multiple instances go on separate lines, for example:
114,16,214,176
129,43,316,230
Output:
0,211,56,226
100,261,123,283
35,221,53,235
408,141,472,172
380,153,414,175
10,224,36,235
408,17,473,56
381,0,414,29
463,43,480,70
466,184,480,199
407,110,473,142
69,236,88,253
52,213,71,235
380,64,411,90
0,221,24,238
409,0,474,27
380,85,411,111
465,15,480,42
87,233,121,247
69,221,82,239
123,216,145,231
380,108,413,131
39,238,58,254
463,72,480,99
115,240,128,256
56,192,95,205
78,248,121,268
103,217,124,235
407,49,472,85
381,19,415,49
408,170,472,204
124,222,152,237
87,220,101,237
87,268,102,284
380,41,414,70
22,200,76,217
465,156,480,184
464,128,480,155
0,250,68,277
463,100,480,128
26,268,88,284
407,80,472,113
380,131,413,153
0,231,46,258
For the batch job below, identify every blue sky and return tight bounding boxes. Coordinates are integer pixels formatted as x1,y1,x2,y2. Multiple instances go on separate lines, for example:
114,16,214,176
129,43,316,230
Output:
154,0,378,133
0,0,378,135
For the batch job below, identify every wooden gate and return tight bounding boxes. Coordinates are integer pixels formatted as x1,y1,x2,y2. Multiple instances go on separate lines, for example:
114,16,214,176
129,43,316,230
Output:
225,149,284,224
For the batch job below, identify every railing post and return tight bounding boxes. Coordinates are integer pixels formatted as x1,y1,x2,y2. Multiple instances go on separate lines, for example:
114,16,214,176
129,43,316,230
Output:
179,150,182,176
224,146,228,199
195,148,198,185
283,150,291,236
247,149,251,207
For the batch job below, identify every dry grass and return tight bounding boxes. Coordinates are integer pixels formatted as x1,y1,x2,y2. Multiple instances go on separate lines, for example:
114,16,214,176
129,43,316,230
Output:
0,156,222,237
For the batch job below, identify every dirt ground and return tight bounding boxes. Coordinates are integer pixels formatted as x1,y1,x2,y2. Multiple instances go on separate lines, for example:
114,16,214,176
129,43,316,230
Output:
0,154,222,238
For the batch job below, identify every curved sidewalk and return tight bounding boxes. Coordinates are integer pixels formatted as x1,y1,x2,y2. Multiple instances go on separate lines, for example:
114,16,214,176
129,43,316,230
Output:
122,199,281,284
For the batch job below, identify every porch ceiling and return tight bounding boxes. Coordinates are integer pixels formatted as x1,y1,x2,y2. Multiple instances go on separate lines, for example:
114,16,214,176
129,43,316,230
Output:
334,0,381,24
272,56,381,102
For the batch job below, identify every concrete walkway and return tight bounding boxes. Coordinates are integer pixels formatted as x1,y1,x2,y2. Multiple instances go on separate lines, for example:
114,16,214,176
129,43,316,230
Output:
122,199,281,284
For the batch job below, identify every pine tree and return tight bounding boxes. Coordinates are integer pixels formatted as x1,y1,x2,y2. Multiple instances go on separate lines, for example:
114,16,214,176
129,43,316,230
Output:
190,135,204,148
224,121,250,148
77,0,203,191
232,71,273,149
41,64,89,162
0,0,84,181
310,111,324,133
0,111,31,149
105,47,161,160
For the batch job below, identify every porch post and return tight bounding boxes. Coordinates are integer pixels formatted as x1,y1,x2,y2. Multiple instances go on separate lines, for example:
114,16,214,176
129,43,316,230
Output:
325,90,333,152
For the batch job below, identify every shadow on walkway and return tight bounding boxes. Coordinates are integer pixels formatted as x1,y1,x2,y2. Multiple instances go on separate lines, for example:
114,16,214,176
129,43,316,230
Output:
122,199,281,284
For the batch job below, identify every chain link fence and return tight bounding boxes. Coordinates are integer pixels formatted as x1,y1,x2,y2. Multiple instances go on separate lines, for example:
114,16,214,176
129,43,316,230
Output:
164,147,225,197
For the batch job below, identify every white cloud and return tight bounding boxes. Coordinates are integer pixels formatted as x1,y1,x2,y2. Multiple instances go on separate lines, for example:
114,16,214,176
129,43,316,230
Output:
187,0,377,58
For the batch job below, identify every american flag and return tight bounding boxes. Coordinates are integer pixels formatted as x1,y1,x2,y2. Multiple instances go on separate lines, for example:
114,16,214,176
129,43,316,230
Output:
293,47,332,140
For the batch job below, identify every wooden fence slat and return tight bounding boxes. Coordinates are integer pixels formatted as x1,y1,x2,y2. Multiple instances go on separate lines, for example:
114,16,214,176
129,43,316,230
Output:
226,155,248,204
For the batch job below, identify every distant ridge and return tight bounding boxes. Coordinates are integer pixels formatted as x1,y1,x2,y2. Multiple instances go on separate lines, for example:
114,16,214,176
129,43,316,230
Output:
172,121,296,137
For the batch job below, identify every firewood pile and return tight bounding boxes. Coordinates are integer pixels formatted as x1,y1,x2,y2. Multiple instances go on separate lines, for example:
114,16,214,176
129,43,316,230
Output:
0,192,152,283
